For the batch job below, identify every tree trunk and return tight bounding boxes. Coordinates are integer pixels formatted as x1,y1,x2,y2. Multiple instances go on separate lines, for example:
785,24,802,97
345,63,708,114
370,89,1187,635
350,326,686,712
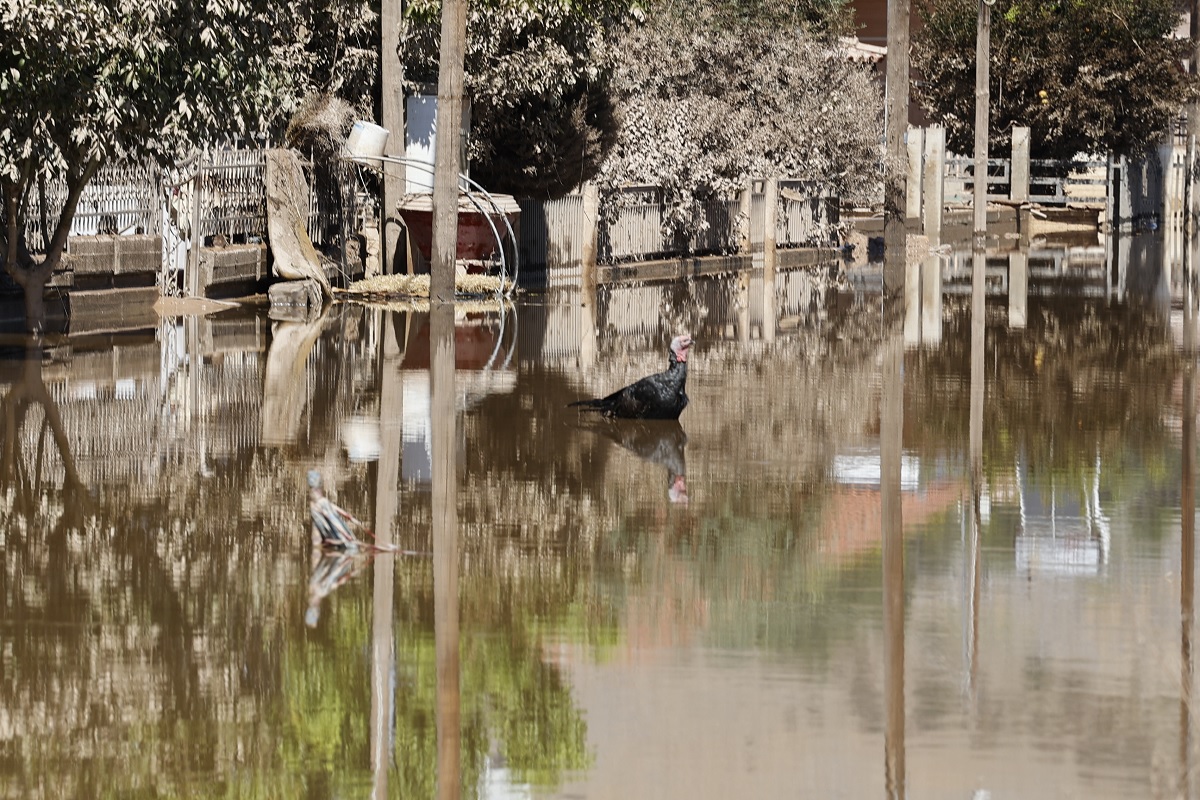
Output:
2,157,101,332
23,280,47,334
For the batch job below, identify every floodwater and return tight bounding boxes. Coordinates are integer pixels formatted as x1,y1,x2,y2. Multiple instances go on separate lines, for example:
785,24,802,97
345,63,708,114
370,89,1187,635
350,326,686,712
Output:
2,230,1200,799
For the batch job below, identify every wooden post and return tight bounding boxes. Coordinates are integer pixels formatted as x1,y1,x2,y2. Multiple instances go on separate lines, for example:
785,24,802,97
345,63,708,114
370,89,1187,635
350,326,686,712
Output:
579,182,600,369
1116,155,1132,233
884,0,912,294
973,0,991,240
1188,0,1200,234
738,178,753,254
763,178,778,277
737,270,750,344
188,149,205,297
922,126,945,246
906,126,924,223
581,182,599,297
1010,126,1030,204
763,177,778,343
430,0,468,303
1189,134,1196,236
381,0,405,275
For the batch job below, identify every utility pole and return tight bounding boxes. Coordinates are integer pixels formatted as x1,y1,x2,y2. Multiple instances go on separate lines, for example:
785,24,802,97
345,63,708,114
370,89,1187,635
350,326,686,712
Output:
381,0,405,274
883,0,912,295
973,0,992,241
429,0,468,303
1187,0,1200,235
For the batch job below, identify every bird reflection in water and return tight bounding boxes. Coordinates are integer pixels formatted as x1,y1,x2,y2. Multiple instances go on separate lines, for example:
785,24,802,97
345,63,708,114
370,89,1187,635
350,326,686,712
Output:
305,549,369,628
585,420,690,504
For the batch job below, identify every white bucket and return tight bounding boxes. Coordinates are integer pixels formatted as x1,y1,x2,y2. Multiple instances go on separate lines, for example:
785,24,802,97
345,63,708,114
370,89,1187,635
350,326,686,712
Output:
345,120,389,162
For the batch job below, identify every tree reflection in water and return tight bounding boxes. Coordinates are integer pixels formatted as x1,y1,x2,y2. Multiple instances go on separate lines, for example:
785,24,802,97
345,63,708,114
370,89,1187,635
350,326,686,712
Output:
0,339,87,506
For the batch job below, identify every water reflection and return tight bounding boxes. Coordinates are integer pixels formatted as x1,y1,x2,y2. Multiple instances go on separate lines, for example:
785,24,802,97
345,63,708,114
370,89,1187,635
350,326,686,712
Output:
262,310,330,445
881,311,905,800
431,301,461,800
306,549,369,627
579,419,689,504
1182,359,1195,799
8,227,1200,796
0,340,88,506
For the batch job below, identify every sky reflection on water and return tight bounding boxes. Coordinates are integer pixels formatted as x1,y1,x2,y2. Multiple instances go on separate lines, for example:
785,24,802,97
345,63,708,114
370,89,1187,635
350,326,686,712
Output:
0,230,1198,798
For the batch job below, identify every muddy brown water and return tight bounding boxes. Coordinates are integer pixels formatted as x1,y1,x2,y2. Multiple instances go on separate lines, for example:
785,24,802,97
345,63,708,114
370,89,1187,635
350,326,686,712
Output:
1,234,1198,798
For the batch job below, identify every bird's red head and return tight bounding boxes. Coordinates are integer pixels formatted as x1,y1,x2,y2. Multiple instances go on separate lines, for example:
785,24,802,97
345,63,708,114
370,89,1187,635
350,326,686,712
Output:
670,334,694,363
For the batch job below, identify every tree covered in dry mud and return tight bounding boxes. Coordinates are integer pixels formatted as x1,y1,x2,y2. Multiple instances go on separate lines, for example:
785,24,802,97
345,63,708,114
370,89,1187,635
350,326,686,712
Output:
913,0,1198,164
0,0,371,331
598,0,883,246
399,0,648,200
400,0,882,216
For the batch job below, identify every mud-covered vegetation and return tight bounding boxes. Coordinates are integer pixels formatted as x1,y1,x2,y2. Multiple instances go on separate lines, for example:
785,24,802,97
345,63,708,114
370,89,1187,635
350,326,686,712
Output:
913,0,1198,163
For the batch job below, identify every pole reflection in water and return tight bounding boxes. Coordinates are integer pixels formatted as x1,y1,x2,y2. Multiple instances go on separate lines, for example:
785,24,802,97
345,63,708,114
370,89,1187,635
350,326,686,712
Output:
372,309,403,799
965,250,986,696
431,302,461,800
1182,361,1195,798
881,304,905,800
1182,231,1197,798
903,253,943,348
763,176,777,345
737,271,751,345
1008,250,1028,330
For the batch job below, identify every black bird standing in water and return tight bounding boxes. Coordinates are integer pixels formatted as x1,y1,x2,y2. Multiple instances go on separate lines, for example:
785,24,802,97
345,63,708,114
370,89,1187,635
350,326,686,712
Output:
569,334,694,420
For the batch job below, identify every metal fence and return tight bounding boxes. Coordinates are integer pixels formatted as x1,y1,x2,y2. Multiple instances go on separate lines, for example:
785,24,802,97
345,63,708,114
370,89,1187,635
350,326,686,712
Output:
778,180,837,246
26,144,347,258
517,193,589,271
944,154,1109,207
24,160,163,250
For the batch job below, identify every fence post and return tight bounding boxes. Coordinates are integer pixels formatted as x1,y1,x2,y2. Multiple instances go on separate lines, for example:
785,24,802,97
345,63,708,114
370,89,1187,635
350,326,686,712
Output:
907,126,924,223
188,148,205,297
923,126,945,245
581,182,599,296
764,177,778,272
763,177,778,343
739,179,753,254
1011,126,1030,203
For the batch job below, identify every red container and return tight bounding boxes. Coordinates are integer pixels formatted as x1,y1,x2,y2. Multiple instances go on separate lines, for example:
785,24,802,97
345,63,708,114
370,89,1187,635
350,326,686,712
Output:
398,192,521,262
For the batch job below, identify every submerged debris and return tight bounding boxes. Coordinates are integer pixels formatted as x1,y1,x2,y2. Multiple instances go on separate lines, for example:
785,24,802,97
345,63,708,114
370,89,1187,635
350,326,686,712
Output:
341,272,513,301
306,469,427,555
308,469,365,549
305,549,368,628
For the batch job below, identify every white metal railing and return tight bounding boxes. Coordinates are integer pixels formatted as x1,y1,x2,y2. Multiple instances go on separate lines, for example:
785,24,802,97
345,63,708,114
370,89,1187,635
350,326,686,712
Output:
943,153,1108,207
